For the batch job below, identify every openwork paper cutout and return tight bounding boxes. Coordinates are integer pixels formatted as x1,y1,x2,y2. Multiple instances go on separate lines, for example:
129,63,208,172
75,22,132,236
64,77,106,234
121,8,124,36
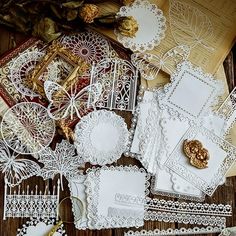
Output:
169,0,213,50
0,140,40,187
1,102,55,154
115,0,166,52
44,81,102,120
157,61,223,122
74,110,129,165
165,125,236,196
125,226,224,236
3,181,60,219
91,57,138,113
38,140,84,190
84,165,150,229
17,218,67,236
131,45,190,80
61,30,110,65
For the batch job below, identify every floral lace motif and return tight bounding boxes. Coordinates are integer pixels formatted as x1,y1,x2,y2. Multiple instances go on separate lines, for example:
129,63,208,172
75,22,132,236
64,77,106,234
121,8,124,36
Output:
125,226,224,236
1,102,55,154
74,110,129,165
84,165,150,229
115,0,166,52
16,218,67,236
4,182,60,219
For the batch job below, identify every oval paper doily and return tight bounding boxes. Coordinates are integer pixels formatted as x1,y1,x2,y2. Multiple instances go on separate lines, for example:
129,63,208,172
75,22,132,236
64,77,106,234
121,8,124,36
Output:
74,110,129,165
1,102,55,154
16,218,67,236
115,0,166,52
61,30,110,65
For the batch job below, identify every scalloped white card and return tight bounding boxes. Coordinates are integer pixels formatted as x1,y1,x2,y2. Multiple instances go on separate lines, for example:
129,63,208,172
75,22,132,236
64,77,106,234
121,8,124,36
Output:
165,126,236,196
157,61,223,122
84,166,149,229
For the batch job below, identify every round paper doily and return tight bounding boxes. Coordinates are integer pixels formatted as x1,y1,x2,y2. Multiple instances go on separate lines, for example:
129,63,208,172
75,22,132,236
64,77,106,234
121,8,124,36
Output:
1,102,55,154
74,110,129,165
115,0,166,52
61,31,110,65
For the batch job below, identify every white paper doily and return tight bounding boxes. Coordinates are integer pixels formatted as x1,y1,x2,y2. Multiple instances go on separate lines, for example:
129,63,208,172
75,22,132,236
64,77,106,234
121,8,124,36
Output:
1,102,55,154
16,218,67,236
10,50,60,98
74,110,129,165
115,0,166,52
61,31,110,64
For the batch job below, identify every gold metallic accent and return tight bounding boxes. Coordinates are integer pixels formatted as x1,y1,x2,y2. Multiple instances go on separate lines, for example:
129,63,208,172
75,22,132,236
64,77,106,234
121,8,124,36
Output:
183,139,209,169
27,41,88,97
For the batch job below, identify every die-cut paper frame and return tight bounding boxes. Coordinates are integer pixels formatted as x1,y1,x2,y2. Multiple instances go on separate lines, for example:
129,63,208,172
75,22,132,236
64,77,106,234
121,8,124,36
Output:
165,125,236,196
28,42,88,97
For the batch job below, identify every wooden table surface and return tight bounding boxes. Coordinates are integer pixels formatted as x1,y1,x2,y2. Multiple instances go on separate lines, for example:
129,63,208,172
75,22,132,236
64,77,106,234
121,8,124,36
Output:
0,25,235,236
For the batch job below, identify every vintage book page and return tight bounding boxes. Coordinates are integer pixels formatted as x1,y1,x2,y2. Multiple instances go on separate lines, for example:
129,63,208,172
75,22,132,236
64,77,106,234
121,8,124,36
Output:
96,0,236,75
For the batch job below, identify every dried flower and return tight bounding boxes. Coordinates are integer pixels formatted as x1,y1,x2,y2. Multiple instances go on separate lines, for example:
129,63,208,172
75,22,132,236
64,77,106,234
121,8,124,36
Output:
116,16,138,38
33,17,61,42
66,9,78,21
120,0,135,6
78,4,99,23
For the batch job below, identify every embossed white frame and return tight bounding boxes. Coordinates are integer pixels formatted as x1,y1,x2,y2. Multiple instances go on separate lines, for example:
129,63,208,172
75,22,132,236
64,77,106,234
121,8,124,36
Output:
165,125,236,196
158,61,223,122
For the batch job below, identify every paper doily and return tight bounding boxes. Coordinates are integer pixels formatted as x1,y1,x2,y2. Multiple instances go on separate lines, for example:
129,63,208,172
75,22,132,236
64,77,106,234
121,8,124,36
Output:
74,110,129,165
1,102,55,154
115,0,166,52
16,218,67,236
10,50,59,98
61,31,110,64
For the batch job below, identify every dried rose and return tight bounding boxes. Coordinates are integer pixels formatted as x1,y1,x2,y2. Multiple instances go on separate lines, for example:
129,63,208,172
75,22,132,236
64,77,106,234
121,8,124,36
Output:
120,0,135,5
78,4,99,23
116,16,138,38
33,17,61,42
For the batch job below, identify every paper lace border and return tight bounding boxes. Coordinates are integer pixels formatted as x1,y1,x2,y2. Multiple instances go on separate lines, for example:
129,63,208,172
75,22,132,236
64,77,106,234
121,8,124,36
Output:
84,165,150,229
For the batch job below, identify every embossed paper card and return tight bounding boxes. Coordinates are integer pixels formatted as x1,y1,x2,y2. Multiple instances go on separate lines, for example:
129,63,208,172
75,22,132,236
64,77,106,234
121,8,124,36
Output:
165,126,236,196
157,61,223,122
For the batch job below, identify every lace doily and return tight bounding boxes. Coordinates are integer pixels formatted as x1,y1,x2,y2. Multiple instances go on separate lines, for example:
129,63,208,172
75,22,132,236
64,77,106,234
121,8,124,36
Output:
125,226,224,236
115,0,166,52
60,30,110,65
1,102,55,154
16,218,67,236
10,50,60,98
84,165,150,229
74,110,129,165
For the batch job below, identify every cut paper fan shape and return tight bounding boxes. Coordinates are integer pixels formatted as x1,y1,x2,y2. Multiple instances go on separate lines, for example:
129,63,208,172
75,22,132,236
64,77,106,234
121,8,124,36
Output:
169,0,213,50
131,45,190,80
0,140,40,187
38,140,84,190
44,81,102,120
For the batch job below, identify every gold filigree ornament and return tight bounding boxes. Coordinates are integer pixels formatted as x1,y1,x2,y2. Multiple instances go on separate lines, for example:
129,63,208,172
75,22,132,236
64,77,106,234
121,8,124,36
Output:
183,139,210,169
27,41,88,97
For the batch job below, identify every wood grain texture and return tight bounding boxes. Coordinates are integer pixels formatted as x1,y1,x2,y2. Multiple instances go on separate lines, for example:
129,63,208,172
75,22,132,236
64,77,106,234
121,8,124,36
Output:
0,25,235,236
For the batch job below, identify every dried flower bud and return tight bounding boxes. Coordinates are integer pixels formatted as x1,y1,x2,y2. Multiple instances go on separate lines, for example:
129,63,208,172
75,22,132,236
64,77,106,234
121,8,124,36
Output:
33,17,61,42
78,4,99,23
116,16,138,38
120,0,135,5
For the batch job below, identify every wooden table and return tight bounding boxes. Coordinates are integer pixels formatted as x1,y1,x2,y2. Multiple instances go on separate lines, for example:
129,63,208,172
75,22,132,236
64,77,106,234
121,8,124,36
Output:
0,25,235,236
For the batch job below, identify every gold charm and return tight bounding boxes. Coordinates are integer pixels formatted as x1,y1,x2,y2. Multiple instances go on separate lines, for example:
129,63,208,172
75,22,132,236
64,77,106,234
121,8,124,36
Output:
47,220,63,236
183,139,209,169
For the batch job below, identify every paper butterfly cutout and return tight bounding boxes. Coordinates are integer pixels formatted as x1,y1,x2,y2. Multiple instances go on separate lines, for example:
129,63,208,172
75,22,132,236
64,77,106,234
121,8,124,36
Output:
131,45,190,80
38,140,84,190
44,81,102,120
0,140,40,187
